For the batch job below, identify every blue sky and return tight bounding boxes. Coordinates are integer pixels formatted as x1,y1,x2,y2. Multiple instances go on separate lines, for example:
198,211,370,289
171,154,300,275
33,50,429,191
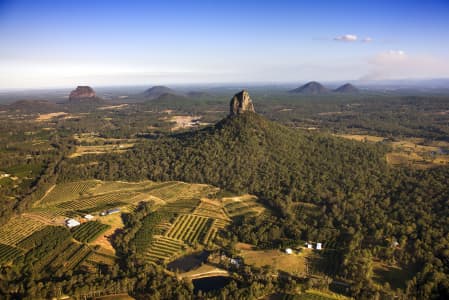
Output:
0,0,449,88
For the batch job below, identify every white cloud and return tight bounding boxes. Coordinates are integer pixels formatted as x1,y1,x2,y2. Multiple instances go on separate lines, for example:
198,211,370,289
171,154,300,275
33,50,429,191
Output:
334,34,358,42
362,50,449,80
362,37,373,43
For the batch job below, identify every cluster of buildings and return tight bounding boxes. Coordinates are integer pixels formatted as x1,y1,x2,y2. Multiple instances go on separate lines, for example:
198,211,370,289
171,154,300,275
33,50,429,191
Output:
285,242,323,254
65,208,120,228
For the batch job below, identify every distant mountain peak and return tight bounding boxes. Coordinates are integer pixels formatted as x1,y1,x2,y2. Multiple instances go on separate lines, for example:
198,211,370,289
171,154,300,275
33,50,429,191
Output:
334,83,359,93
69,86,96,101
143,86,181,100
290,81,328,94
229,90,255,115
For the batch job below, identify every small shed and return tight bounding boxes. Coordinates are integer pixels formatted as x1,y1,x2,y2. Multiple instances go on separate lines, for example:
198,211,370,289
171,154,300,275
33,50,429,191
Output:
316,243,322,250
84,214,94,220
285,248,293,255
66,219,80,228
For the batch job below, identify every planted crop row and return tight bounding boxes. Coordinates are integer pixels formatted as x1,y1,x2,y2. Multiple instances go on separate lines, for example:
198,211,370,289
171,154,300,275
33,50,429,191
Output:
145,237,185,262
150,182,213,202
32,238,73,273
148,182,191,201
72,221,111,243
90,180,158,194
158,198,201,215
224,200,263,217
166,214,213,244
47,242,82,270
56,191,131,211
0,243,23,264
0,216,46,246
87,251,116,265
64,244,93,271
28,208,67,220
132,212,163,254
193,201,228,220
41,181,99,204
202,227,217,245
18,226,70,250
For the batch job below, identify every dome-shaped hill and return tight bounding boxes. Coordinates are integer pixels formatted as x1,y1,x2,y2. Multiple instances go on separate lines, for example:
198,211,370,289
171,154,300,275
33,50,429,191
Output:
289,81,329,94
334,83,359,93
143,86,183,100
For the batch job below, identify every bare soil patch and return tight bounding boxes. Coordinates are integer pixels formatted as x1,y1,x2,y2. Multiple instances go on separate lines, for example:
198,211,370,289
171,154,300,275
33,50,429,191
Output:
36,112,68,121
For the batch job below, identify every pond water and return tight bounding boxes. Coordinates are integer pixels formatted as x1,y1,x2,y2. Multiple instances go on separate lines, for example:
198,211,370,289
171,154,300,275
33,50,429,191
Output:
192,276,232,293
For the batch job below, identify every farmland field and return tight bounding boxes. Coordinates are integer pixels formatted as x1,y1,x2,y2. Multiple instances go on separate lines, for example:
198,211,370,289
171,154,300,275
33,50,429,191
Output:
222,194,264,217
157,198,201,215
193,199,230,220
72,221,111,243
240,248,309,277
149,182,218,202
144,236,186,262
0,216,46,245
0,243,23,263
166,214,213,245
56,191,132,212
39,180,100,205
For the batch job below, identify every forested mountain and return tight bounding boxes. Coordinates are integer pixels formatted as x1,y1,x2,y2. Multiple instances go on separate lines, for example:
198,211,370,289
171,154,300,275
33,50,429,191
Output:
290,81,329,94
59,111,388,204
57,109,449,298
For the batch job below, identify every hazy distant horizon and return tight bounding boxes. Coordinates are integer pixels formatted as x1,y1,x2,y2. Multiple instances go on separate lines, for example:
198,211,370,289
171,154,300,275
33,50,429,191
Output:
1,0,449,89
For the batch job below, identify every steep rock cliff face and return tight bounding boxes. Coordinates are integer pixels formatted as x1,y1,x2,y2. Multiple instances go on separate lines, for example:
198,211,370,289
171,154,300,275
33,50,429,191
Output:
229,90,255,115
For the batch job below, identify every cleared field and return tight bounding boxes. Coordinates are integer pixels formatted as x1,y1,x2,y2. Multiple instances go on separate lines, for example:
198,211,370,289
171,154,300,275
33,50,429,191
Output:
0,216,46,245
372,261,416,290
336,134,385,143
337,134,449,168
72,221,111,243
91,212,125,253
222,194,265,217
0,243,23,263
36,112,68,121
166,214,213,245
193,199,230,220
40,180,100,205
25,208,68,222
202,218,230,245
158,198,201,215
241,249,309,277
144,236,185,263
87,249,117,266
150,182,217,202
69,143,134,158
90,180,158,194
56,192,132,212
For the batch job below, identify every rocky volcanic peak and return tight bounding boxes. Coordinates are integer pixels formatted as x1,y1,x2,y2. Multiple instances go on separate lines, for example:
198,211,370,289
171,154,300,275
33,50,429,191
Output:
69,86,96,101
230,90,255,115
334,83,359,93
290,81,328,94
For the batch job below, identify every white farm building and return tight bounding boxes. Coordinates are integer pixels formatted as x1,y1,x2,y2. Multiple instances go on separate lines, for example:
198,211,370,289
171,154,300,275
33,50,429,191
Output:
66,218,80,228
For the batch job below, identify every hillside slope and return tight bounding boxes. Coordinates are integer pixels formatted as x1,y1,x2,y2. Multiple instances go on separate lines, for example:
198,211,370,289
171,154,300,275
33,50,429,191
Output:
59,112,388,205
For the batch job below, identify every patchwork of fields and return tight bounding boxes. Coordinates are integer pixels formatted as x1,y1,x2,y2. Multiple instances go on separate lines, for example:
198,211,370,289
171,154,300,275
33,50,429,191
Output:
0,179,263,272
